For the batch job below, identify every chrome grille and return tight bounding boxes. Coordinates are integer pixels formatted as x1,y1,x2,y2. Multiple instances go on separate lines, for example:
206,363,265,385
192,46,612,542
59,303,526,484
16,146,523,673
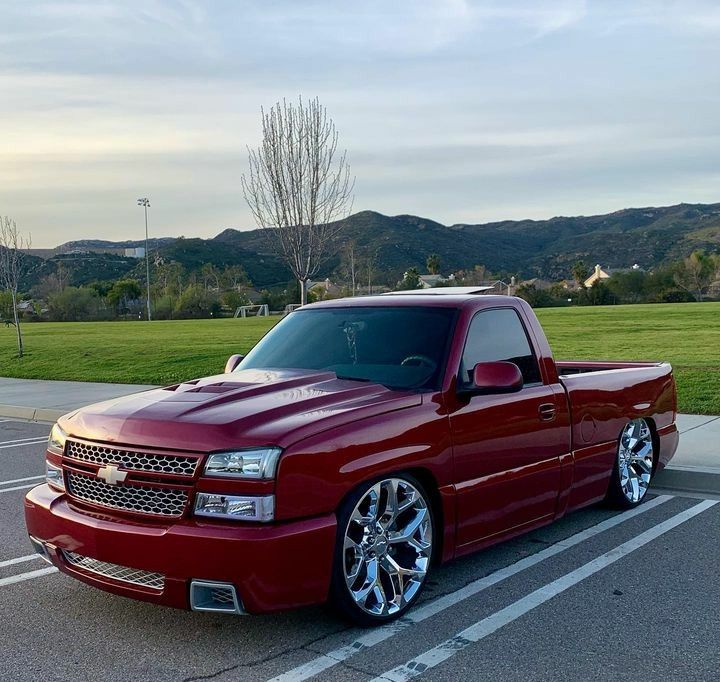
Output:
66,440,199,477
63,550,165,590
66,470,188,517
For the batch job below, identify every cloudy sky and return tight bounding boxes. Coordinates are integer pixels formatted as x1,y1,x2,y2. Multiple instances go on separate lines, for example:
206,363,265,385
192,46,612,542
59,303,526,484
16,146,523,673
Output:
1,0,719,247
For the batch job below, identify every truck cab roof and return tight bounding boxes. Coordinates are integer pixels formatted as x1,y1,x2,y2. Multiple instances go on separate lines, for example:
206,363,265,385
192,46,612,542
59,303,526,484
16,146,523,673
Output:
304,292,520,310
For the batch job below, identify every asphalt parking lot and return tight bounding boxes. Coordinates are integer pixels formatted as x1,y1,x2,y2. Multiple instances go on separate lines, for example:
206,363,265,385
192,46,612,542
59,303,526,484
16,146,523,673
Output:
1,418,719,682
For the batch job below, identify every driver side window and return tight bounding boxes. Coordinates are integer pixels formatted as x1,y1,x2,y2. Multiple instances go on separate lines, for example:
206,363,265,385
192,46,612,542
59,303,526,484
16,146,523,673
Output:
460,308,542,386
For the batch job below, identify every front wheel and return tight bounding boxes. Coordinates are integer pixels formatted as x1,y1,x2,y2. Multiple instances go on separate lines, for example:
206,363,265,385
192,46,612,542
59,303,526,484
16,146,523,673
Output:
330,475,435,625
606,418,655,508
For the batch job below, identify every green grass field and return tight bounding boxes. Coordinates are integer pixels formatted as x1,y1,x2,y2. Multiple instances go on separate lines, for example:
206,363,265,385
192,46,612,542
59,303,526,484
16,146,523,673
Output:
1,302,718,414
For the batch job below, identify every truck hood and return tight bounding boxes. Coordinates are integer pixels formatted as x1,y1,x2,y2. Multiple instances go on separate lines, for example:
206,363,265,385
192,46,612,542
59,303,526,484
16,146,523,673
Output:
61,369,422,452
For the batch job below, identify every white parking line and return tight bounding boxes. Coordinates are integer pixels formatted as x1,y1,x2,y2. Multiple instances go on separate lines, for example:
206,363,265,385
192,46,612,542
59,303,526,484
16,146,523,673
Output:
0,475,44,486
372,499,718,682
0,437,48,451
0,567,58,588
0,554,41,569
0,483,40,494
268,494,674,682
0,435,49,445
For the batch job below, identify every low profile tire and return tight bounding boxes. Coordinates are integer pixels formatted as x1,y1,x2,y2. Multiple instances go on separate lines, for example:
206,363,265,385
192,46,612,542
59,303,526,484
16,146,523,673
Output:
606,418,655,508
329,474,435,626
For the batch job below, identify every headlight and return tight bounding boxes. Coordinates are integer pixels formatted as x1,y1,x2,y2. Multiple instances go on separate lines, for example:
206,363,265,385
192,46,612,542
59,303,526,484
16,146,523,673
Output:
204,448,282,479
47,424,67,456
194,493,274,522
46,462,65,491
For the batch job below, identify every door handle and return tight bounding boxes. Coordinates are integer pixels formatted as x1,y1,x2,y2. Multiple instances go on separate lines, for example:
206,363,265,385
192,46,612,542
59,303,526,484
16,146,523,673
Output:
538,403,556,421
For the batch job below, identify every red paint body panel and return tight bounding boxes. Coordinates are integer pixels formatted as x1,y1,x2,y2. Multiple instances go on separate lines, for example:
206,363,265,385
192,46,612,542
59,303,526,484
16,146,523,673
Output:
24,484,335,613
24,295,679,614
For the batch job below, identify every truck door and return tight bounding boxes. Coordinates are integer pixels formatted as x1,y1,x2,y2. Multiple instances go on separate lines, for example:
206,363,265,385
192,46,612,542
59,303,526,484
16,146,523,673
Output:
448,307,571,551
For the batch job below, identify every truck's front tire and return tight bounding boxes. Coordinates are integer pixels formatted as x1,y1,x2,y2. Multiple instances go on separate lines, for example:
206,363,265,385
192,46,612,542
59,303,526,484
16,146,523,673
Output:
606,418,655,508
329,474,435,626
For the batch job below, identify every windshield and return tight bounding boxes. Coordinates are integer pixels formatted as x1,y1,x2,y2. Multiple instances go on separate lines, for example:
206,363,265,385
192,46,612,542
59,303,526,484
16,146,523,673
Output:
239,306,456,390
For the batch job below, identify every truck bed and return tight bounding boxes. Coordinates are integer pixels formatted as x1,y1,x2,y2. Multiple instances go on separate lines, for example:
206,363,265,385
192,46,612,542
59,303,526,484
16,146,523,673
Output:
555,361,677,491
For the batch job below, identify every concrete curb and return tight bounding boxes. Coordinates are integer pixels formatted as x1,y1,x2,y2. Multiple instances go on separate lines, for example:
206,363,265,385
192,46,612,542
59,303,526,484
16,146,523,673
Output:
654,465,720,496
0,404,65,423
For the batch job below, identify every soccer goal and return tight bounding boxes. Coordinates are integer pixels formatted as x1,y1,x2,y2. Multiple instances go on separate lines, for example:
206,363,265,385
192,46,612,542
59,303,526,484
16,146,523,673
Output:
234,304,269,318
283,303,302,315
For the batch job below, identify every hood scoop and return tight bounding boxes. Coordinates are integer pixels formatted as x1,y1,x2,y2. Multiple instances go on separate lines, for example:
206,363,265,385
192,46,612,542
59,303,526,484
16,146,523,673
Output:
185,382,250,395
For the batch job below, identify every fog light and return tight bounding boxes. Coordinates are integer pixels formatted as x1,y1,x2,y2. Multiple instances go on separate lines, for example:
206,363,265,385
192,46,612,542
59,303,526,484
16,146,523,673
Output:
46,462,65,491
194,493,274,522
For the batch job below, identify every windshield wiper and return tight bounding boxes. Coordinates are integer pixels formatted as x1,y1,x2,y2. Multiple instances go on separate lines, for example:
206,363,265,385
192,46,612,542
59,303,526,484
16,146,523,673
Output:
335,374,372,383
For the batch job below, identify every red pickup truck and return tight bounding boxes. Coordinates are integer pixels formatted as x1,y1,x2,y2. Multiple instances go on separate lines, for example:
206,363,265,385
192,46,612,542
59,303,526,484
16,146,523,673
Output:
25,291,678,624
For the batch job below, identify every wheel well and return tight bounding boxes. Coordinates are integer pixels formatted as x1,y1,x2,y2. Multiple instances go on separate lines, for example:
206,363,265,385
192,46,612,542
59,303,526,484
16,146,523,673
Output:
335,467,444,565
645,417,661,474
405,468,444,564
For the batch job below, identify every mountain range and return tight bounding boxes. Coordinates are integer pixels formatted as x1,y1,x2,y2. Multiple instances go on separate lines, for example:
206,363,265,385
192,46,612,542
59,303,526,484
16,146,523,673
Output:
20,201,720,290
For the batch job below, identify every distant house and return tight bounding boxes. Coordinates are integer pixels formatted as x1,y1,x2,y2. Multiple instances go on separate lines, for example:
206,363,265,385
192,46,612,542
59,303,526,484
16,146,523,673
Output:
584,263,642,288
308,278,343,299
519,277,554,291
418,274,453,288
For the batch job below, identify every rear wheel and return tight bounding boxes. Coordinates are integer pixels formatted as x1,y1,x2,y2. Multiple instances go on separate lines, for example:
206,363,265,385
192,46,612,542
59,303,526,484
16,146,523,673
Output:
606,418,655,508
330,475,435,625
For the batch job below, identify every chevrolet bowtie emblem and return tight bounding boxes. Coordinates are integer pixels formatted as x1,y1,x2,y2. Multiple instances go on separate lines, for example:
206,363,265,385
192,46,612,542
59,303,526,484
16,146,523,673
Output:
96,464,128,486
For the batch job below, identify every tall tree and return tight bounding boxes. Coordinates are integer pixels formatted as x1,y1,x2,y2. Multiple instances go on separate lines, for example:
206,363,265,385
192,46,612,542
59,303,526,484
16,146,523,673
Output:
341,240,358,296
241,97,354,305
398,267,422,291
0,217,30,357
426,253,441,275
571,260,590,287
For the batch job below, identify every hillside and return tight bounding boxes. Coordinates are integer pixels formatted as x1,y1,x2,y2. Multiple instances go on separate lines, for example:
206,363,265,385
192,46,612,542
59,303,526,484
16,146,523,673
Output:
18,201,720,290
216,202,720,282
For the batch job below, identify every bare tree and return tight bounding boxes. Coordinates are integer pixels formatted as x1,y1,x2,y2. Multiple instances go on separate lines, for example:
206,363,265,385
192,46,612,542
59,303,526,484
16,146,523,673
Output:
0,217,31,357
341,239,358,296
364,247,378,295
242,97,354,305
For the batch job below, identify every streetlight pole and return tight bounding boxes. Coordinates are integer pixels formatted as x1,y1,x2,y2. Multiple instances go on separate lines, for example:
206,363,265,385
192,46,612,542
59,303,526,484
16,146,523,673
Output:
137,197,152,321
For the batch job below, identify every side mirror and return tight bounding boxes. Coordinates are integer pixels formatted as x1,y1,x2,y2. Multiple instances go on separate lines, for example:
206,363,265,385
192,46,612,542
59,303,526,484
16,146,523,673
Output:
461,361,523,396
224,354,244,373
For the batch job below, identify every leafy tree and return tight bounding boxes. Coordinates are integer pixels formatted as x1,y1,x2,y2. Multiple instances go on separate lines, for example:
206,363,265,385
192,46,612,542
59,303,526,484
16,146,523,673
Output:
571,260,590,287
152,295,176,320
397,267,422,290
606,270,647,304
673,250,719,302
516,284,553,308
48,286,103,321
0,290,13,319
107,279,142,314
154,261,185,298
174,284,222,319
222,289,250,312
579,280,614,306
426,253,441,275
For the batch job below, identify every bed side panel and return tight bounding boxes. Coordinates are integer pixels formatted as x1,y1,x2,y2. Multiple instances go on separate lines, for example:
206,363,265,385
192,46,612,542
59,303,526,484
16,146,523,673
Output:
561,364,676,510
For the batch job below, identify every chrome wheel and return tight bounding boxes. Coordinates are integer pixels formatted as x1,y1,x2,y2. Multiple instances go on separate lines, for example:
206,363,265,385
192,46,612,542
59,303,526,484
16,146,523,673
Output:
618,419,654,504
342,478,433,618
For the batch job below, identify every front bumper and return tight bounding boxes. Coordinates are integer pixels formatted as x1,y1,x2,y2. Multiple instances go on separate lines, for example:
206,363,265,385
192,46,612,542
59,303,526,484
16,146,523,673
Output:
24,484,337,614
